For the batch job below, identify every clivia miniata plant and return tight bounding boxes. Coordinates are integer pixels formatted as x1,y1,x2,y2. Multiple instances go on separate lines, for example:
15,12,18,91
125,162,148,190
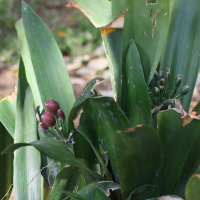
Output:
1,0,200,200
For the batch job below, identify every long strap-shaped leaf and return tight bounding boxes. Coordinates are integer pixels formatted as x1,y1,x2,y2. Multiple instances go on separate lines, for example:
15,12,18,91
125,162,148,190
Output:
14,57,41,200
3,138,106,184
157,109,200,195
68,78,104,176
115,125,162,200
174,125,200,196
125,40,151,118
122,0,169,86
160,0,200,112
91,96,130,183
73,100,101,175
17,2,75,134
101,29,123,103
76,124,112,180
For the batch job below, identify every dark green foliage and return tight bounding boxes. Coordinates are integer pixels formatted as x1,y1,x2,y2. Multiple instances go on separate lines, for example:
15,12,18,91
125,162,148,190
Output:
2,0,200,199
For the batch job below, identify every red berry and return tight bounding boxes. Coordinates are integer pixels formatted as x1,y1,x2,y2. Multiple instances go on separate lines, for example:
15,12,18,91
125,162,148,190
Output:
39,123,49,132
41,112,56,127
45,100,60,115
57,109,65,120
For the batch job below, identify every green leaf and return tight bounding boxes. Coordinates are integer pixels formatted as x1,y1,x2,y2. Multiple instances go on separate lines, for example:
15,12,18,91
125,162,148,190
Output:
91,96,129,183
115,125,162,200
18,2,75,133
49,166,81,200
77,181,120,200
3,138,106,184
68,78,103,176
15,19,42,114
129,102,151,127
73,100,100,174
69,0,117,27
14,57,41,200
76,125,111,180
40,154,60,187
94,188,110,200
111,0,126,18
57,190,87,200
157,109,200,195
0,122,13,200
160,0,200,112
0,96,16,138
122,0,169,85
125,40,151,118
185,174,200,200
101,29,123,104
174,118,200,196
37,125,60,187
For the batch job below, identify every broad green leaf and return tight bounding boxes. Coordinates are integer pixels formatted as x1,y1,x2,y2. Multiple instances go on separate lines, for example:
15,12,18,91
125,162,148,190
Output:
77,181,120,200
3,138,106,184
101,29,123,104
125,40,151,118
185,174,200,200
94,188,110,200
0,96,16,138
91,96,129,183
0,122,13,200
76,125,111,180
129,102,151,127
49,166,81,200
115,125,162,200
122,0,169,86
19,2,75,134
157,109,200,195
73,100,100,174
111,0,126,19
160,0,200,112
146,195,183,200
57,190,87,200
68,78,103,175
69,0,117,27
14,57,41,200
174,124,200,196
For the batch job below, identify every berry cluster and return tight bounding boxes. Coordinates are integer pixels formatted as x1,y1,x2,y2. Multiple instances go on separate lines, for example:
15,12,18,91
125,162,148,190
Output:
39,100,74,144
148,68,189,108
